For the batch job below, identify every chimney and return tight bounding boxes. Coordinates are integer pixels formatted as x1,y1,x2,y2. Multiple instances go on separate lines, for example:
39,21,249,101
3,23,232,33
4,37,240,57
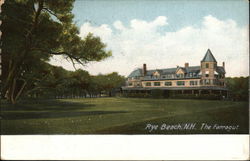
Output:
185,62,189,68
222,62,225,68
143,64,147,76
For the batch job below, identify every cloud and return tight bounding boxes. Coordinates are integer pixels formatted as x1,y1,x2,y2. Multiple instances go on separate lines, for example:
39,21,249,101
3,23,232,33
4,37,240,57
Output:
49,15,248,77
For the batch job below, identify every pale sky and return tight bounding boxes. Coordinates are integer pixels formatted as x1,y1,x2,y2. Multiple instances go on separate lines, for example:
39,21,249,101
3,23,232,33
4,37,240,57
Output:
49,0,249,77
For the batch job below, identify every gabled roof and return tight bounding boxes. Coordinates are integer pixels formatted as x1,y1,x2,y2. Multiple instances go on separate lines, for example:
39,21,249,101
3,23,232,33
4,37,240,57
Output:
176,67,187,73
145,66,201,76
216,66,226,74
201,49,217,62
128,65,202,78
127,64,225,78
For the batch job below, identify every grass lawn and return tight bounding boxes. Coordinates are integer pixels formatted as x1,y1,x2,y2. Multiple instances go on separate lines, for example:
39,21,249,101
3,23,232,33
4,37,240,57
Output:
1,97,249,134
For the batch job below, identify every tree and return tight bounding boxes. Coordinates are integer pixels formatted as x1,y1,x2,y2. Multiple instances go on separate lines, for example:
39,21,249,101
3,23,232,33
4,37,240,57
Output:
1,0,111,103
225,77,249,101
90,72,125,97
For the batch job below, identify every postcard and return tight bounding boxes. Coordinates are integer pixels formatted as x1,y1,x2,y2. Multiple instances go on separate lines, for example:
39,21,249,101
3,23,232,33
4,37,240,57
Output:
1,0,249,160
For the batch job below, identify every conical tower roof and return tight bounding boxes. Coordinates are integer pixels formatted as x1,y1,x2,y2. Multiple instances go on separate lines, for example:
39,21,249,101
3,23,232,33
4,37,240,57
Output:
201,49,217,62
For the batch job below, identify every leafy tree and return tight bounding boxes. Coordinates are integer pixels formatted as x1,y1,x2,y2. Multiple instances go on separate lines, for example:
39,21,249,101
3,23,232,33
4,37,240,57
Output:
90,72,125,97
225,77,249,101
1,0,111,103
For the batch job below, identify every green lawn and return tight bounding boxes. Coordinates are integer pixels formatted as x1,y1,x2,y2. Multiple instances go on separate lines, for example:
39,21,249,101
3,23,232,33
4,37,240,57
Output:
1,97,249,134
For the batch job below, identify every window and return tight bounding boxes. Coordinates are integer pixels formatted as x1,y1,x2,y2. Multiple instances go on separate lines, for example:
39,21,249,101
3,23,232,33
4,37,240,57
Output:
206,63,209,68
214,64,216,68
154,82,161,86
177,81,185,86
145,82,151,86
190,81,198,86
205,74,209,77
165,82,172,86
180,74,184,78
128,82,132,86
205,79,210,85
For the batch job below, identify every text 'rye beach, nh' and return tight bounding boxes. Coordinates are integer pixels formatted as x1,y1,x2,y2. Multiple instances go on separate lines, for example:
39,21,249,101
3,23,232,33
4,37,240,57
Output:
145,123,240,132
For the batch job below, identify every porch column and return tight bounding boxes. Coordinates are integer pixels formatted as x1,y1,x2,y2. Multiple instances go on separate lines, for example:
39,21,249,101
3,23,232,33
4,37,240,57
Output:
199,90,201,95
192,90,194,94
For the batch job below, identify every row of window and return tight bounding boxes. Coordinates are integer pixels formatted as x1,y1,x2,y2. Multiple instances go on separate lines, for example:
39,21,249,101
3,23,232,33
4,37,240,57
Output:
151,73,199,79
129,80,224,87
145,81,199,87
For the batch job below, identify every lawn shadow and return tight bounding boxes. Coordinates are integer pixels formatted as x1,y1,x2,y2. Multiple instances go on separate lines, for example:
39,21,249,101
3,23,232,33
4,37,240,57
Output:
1,99,129,120
1,99,94,111
1,110,128,120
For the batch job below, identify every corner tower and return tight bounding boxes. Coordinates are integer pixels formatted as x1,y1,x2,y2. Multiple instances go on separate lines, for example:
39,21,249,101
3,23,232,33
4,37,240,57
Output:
200,49,217,85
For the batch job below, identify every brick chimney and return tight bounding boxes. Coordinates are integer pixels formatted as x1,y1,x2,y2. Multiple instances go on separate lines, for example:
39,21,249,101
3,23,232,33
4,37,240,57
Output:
143,64,147,76
185,62,189,68
222,62,225,68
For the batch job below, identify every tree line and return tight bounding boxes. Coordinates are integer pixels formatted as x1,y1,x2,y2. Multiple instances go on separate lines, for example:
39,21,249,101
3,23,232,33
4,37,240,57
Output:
20,63,125,99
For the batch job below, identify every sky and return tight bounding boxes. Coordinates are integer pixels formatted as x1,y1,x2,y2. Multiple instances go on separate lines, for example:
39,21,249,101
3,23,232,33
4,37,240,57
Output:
49,0,249,77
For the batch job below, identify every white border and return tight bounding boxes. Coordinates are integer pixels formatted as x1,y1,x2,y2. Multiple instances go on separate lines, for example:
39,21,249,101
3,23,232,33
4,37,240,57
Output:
1,135,249,160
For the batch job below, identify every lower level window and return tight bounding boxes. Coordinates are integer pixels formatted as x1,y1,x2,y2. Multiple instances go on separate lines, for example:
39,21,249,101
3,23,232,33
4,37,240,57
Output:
165,81,172,86
145,82,151,86
177,81,185,86
128,82,132,86
154,82,161,86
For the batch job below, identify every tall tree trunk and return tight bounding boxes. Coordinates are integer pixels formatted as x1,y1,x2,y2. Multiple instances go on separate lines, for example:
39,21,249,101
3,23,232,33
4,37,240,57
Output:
8,78,27,104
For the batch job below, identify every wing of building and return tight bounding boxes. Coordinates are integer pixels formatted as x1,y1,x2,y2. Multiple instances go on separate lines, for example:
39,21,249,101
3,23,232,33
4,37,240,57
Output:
122,49,228,98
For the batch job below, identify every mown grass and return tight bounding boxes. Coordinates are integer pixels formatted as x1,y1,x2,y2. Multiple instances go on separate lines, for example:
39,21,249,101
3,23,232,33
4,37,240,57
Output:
1,97,248,134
